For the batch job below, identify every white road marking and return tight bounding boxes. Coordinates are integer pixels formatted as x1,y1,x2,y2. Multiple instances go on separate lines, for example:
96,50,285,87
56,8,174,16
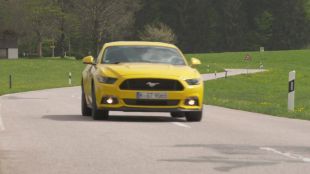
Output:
172,122,191,128
260,147,310,162
0,103,5,131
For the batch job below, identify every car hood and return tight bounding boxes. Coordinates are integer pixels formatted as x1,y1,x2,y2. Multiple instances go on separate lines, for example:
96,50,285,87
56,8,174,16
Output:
97,63,200,79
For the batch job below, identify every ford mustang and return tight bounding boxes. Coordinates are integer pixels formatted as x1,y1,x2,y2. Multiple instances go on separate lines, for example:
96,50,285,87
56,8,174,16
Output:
81,41,204,121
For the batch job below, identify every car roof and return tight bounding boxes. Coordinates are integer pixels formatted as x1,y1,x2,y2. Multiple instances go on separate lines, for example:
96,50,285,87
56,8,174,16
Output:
103,41,178,49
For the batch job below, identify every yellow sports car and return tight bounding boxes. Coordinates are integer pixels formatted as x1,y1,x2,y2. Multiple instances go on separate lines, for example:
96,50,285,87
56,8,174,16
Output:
81,41,204,121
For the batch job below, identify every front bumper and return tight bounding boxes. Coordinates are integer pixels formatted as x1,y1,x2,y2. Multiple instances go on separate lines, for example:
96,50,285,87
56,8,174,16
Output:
107,107,201,112
94,75,204,112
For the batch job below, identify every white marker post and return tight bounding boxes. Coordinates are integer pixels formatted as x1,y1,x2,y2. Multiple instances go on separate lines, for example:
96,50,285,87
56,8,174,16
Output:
288,71,296,111
69,72,72,85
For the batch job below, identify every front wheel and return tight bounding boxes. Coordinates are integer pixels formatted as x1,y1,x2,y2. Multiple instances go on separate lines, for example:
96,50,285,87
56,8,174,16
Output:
185,111,203,122
91,85,109,120
81,86,91,116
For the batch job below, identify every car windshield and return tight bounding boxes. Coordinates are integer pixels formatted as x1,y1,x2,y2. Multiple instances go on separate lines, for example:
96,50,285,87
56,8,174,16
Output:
102,46,186,65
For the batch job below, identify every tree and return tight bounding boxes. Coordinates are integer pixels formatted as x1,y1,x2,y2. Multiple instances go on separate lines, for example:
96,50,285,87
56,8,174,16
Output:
255,11,273,47
24,0,62,57
55,0,67,57
0,0,27,32
270,0,309,49
139,22,177,43
72,0,141,56
2,0,310,55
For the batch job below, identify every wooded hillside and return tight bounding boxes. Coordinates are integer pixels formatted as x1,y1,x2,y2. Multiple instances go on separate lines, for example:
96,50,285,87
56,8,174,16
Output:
0,0,309,57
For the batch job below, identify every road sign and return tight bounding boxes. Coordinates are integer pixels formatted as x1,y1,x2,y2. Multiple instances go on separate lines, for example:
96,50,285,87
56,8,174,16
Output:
260,47,265,52
288,71,296,111
244,54,252,61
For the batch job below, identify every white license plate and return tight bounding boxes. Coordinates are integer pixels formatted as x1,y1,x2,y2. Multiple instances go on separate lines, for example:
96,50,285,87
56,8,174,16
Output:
136,92,167,99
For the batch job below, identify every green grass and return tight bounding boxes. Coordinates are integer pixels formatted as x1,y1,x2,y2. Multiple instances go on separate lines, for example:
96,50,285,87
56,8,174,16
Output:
0,58,85,95
189,50,310,120
187,51,266,74
1,50,310,120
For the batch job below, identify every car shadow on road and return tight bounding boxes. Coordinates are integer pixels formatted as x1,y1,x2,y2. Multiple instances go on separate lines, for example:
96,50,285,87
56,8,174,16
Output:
42,115,93,121
42,115,185,123
107,115,185,122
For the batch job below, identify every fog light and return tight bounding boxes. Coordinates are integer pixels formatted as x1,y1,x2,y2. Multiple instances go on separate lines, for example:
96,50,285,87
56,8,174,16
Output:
102,96,118,104
185,97,199,106
188,99,196,106
106,97,114,104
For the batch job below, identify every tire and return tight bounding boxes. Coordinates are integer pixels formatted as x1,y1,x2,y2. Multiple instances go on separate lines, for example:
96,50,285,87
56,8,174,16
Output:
185,111,203,122
91,84,109,120
170,112,185,118
81,86,91,116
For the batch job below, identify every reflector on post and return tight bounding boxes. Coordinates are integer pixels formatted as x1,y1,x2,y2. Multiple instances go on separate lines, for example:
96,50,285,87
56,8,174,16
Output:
288,71,296,111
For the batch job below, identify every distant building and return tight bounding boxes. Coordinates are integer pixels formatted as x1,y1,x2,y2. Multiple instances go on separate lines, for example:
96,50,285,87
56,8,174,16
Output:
0,31,18,59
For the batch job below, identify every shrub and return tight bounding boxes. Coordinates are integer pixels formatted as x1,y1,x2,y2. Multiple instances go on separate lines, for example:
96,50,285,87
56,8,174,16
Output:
139,22,177,44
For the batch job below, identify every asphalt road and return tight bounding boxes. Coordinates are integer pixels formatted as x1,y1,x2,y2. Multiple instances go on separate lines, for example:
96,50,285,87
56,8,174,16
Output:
201,69,266,81
1,86,310,174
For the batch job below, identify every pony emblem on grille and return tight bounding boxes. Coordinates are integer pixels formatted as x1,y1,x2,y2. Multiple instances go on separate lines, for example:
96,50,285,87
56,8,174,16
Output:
146,82,160,88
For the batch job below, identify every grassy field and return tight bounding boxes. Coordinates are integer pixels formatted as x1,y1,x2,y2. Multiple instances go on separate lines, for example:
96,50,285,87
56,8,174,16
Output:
1,50,310,120
189,50,310,120
188,51,265,74
0,58,84,95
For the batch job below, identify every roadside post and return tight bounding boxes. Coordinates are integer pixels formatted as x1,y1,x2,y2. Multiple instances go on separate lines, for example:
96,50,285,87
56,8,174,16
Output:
69,72,72,85
259,62,264,71
225,70,228,78
9,75,12,89
288,71,296,111
244,54,252,74
259,47,264,71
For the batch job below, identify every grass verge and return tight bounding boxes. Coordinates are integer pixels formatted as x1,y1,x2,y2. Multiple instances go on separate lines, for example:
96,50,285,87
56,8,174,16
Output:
0,58,84,95
191,49,310,120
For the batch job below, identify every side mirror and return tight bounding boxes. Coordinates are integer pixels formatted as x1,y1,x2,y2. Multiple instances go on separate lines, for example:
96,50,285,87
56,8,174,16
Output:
82,56,95,65
191,57,201,66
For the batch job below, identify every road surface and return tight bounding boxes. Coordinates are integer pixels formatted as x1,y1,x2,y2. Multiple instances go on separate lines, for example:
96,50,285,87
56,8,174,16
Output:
0,87,309,174
202,69,266,81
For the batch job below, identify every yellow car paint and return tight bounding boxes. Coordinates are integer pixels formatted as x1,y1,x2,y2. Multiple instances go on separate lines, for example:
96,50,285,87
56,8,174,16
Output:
81,41,204,121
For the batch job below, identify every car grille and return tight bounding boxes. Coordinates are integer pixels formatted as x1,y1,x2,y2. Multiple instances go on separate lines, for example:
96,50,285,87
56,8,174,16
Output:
124,99,180,106
119,79,184,91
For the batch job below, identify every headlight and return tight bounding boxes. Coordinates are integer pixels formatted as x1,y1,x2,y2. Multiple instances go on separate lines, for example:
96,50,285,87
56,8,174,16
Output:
97,76,117,84
185,78,201,85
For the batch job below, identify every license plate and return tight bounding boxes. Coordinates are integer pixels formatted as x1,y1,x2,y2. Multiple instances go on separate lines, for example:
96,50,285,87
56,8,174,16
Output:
136,92,167,99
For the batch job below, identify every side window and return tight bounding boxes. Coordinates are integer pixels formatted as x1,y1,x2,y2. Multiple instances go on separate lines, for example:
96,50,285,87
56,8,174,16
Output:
102,49,109,63
103,48,127,63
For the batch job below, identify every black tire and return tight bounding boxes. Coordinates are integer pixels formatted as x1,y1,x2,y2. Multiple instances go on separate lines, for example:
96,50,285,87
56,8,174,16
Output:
91,84,109,120
81,86,92,116
185,111,203,122
170,112,185,118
